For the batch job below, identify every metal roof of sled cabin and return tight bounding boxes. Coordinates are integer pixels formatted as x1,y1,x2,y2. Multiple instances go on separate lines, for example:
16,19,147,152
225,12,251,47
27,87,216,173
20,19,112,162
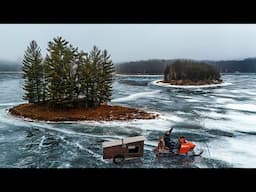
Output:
102,136,145,148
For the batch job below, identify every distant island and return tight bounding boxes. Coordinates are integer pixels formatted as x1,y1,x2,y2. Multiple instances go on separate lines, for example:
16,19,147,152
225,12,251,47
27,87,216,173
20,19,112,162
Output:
159,60,222,86
115,58,256,75
9,37,157,122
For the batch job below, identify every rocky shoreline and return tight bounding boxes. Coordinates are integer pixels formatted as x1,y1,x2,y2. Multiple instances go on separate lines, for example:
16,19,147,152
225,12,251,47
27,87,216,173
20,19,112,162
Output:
9,103,158,122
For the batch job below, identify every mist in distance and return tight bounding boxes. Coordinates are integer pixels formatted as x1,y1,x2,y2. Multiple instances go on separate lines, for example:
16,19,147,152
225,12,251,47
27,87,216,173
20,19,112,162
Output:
0,24,256,64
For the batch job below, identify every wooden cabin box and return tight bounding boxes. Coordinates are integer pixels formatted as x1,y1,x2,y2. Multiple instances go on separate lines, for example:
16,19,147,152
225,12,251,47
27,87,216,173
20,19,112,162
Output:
102,136,145,160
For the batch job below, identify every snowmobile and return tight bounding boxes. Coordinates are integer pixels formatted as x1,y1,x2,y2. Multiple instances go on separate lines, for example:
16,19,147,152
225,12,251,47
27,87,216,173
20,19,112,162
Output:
153,137,203,158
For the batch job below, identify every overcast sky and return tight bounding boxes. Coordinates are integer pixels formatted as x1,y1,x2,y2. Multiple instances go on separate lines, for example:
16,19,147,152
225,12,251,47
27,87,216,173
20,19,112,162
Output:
1,24,256,63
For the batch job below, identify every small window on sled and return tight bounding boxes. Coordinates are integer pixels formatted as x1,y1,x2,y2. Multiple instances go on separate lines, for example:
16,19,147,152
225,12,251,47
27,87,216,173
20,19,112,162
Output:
128,145,139,153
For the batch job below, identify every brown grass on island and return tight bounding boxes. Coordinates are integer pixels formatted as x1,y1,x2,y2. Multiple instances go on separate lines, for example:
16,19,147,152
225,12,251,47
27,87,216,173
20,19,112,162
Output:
9,103,158,122
159,79,223,86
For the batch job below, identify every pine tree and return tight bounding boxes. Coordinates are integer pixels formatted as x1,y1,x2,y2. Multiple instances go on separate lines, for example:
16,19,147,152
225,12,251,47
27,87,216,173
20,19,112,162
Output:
62,45,78,107
78,52,91,108
100,49,114,104
44,36,74,107
88,46,102,107
41,59,48,103
81,46,114,107
78,46,114,108
74,51,87,100
22,40,44,103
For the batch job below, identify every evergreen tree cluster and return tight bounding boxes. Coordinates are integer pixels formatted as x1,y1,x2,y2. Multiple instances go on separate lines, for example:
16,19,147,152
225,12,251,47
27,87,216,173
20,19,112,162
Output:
22,37,114,108
164,60,221,82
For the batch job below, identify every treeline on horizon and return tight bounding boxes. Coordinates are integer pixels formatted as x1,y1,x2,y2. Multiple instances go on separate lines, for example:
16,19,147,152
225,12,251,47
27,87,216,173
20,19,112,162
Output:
115,58,256,74
2,57,256,74
0,61,22,71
